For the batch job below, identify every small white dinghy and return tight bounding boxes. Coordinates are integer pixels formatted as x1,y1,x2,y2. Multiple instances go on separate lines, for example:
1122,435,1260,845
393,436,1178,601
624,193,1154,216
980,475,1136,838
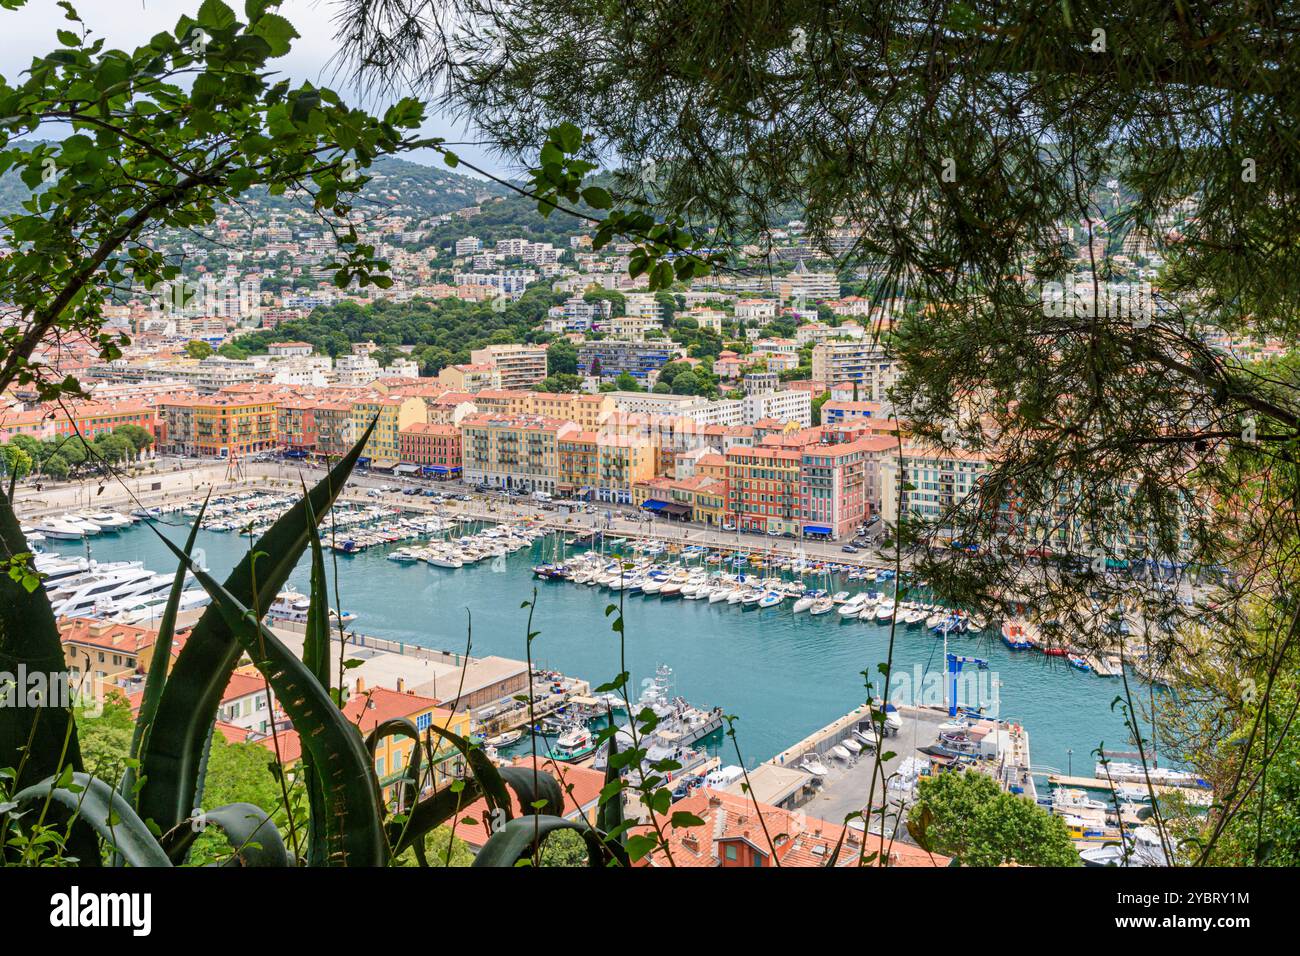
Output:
829,744,853,761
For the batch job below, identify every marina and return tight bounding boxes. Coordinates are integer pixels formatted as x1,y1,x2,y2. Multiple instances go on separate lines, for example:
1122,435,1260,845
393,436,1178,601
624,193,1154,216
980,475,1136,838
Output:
33,492,1163,778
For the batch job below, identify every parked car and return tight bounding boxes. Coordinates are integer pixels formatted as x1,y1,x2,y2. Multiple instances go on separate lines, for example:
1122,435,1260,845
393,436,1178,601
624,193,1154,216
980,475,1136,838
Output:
842,545,860,554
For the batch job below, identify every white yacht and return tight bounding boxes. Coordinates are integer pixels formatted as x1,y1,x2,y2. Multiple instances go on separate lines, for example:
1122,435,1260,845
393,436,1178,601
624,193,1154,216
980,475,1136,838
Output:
61,514,102,535
109,588,212,625
80,510,133,530
31,517,86,540
838,593,868,617
266,591,357,626
50,565,158,618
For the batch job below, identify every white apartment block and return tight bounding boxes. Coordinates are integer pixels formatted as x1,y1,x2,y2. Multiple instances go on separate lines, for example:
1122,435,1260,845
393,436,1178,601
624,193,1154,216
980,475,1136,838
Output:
334,353,382,386
735,299,779,323
455,236,483,257
811,341,895,398
742,388,812,427
469,343,548,389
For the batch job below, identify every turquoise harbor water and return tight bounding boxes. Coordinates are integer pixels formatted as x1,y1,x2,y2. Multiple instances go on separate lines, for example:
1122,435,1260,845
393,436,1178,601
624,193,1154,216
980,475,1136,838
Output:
48,520,1154,775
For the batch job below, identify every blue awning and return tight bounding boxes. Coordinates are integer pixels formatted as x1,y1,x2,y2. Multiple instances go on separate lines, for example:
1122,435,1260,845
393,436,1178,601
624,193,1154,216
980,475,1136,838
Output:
804,525,832,535
641,499,669,511
357,457,371,467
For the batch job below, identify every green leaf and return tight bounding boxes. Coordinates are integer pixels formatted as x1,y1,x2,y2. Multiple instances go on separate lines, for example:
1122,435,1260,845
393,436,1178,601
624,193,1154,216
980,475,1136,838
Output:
197,0,237,29
123,493,209,806
166,802,290,867
157,538,387,866
12,773,171,867
472,815,613,868
582,186,612,209
249,12,297,57
136,417,377,843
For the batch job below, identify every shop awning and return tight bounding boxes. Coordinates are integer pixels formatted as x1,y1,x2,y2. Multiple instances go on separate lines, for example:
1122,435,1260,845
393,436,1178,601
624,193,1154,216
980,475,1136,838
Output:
393,464,420,475
804,525,833,535
660,502,691,517
370,458,399,470
641,499,668,511
356,457,371,467
423,465,456,475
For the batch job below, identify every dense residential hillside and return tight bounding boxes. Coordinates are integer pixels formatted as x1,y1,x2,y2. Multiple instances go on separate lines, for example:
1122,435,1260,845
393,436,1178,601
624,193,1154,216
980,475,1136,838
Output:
0,144,506,220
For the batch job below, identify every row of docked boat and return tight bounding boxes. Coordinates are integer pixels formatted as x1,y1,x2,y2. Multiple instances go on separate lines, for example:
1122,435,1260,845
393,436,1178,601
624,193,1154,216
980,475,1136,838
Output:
642,540,903,581
387,524,547,569
532,553,987,629
34,551,212,624
23,509,137,542
1000,618,1125,676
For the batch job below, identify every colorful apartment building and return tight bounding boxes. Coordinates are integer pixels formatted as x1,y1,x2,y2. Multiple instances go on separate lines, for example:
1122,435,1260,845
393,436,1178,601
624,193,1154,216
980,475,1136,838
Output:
350,395,427,467
276,398,319,454
436,362,500,393
459,414,566,493
878,444,990,534
470,389,613,429
595,434,657,504
399,422,462,478
811,341,896,401
342,682,471,803
312,400,356,456
158,394,276,458
798,438,874,539
51,400,158,444
633,475,728,524
557,430,599,498
725,444,803,534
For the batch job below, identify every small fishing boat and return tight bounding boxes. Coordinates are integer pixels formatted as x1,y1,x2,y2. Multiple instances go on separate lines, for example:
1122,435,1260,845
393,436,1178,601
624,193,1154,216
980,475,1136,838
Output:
809,596,835,615
553,725,598,762
829,744,853,761
486,729,524,748
838,593,868,617
757,590,783,609
841,737,863,755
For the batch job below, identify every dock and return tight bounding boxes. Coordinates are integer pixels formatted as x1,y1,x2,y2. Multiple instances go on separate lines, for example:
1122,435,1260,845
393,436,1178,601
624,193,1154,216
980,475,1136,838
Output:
1046,773,1212,803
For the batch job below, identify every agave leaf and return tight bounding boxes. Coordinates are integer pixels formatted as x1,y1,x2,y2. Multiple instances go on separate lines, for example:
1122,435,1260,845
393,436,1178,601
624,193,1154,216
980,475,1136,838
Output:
422,720,512,818
156,535,387,866
122,492,209,805
12,772,171,867
301,492,332,866
500,765,564,817
596,718,625,845
365,716,424,816
165,802,290,867
389,777,484,856
0,484,100,865
136,418,375,839
471,814,612,868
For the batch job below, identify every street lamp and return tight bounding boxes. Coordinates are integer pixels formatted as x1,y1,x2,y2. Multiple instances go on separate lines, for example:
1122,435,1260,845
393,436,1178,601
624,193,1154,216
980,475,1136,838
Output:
1067,748,1073,776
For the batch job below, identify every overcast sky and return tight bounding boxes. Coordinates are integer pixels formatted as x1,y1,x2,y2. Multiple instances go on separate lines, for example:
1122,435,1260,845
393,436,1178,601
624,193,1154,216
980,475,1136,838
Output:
0,0,513,178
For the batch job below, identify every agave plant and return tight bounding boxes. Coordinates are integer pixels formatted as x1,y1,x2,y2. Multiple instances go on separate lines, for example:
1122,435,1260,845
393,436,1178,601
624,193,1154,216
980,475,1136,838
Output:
0,424,627,867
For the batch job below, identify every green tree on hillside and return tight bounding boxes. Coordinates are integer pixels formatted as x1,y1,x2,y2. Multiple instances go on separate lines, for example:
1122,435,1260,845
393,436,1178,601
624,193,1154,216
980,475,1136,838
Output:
910,770,1080,867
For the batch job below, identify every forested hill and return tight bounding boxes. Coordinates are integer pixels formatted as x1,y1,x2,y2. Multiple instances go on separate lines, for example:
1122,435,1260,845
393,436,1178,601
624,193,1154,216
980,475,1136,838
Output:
228,285,564,375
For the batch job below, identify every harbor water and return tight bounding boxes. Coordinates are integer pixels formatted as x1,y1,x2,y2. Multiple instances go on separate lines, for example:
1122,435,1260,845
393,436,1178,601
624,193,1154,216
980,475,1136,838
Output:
47,521,1158,775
